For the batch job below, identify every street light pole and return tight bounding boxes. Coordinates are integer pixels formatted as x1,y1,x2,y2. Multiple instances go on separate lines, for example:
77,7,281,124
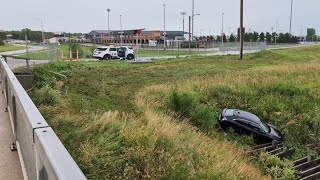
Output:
120,15,123,45
181,12,186,34
107,9,111,31
221,13,224,43
240,0,244,60
192,0,195,40
289,0,293,35
33,17,45,44
189,16,191,54
163,4,166,50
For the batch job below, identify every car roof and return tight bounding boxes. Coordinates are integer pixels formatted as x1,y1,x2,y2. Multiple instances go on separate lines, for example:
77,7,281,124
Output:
233,110,261,124
97,46,109,48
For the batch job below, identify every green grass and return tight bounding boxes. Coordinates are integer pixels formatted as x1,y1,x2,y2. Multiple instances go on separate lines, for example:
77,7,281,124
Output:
29,45,320,179
0,44,25,52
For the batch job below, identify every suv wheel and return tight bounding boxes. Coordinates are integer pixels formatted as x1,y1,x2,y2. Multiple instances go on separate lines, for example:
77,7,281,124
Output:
127,54,135,60
103,54,111,60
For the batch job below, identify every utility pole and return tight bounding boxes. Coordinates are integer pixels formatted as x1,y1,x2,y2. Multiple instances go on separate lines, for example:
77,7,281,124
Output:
275,20,278,44
221,13,224,43
120,15,123,45
189,16,191,55
181,12,186,34
240,0,244,60
107,9,111,31
163,4,166,50
289,0,293,35
192,0,195,40
32,17,45,44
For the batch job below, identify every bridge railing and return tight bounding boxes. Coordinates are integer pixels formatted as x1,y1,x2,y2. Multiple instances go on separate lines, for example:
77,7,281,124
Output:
0,56,86,180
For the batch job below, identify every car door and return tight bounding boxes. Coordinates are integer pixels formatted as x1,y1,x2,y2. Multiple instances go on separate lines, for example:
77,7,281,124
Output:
109,48,118,58
234,119,259,135
232,119,251,134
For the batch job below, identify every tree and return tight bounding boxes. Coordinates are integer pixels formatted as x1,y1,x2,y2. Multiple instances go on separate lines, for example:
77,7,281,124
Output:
229,34,235,42
307,28,316,41
244,33,251,42
216,35,221,42
21,28,32,39
266,32,272,43
0,39,4,46
259,32,265,42
223,34,227,42
68,43,84,58
252,31,259,42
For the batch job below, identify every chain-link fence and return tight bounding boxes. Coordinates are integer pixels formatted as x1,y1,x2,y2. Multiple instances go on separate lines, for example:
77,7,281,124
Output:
46,44,59,61
219,42,267,52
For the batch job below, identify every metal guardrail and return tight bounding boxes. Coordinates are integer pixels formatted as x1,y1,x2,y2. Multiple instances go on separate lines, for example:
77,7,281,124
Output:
0,56,86,180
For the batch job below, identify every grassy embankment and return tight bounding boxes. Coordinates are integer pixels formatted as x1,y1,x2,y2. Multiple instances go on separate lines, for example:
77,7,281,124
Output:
0,44,25,52
30,45,320,179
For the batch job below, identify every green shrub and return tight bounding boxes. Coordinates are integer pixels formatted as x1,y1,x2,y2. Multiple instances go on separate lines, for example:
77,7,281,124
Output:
32,85,60,106
0,39,4,46
260,155,296,180
180,41,198,48
68,42,84,58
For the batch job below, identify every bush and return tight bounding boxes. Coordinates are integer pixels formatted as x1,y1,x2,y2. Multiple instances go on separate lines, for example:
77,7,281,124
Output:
260,154,296,180
32,85,60,106
180,41,198,48
68,43,84,58
0,39,4,46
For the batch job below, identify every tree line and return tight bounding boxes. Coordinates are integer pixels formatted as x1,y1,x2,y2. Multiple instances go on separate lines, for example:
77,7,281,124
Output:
0,28,54,43
197,31,307,44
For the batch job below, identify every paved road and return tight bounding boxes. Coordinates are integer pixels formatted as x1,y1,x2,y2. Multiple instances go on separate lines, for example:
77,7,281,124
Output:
0,82,23,180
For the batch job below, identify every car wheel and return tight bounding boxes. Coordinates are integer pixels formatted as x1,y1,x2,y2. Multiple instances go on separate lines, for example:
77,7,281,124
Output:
127,54,134,60
103,54,111,60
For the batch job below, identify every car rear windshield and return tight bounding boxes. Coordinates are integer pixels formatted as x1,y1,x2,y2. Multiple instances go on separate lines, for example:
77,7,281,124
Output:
110,48,117,51
96,48,107,51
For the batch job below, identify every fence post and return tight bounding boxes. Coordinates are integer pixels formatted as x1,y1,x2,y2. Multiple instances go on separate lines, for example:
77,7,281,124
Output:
26,58,30,73
76,49,79,61
69,50,73,62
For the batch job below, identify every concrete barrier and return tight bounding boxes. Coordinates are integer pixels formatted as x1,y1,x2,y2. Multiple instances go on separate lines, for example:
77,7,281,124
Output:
0,56,86,180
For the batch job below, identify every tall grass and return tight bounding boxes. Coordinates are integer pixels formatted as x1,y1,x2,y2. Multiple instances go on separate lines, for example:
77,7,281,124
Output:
30,45,320,179
164,64,320,159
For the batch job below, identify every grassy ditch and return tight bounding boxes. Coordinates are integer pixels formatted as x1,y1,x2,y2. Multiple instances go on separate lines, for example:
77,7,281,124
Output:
29,45,320,179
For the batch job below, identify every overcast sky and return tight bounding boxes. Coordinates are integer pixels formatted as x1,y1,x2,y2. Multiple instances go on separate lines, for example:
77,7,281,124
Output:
1,0,319,36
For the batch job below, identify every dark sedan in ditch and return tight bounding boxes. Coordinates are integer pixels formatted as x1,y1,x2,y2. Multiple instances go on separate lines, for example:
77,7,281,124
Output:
218,109,283,143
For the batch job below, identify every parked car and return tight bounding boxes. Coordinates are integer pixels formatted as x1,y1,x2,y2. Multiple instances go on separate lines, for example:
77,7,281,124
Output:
218,109,283,143
93,46,135,60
